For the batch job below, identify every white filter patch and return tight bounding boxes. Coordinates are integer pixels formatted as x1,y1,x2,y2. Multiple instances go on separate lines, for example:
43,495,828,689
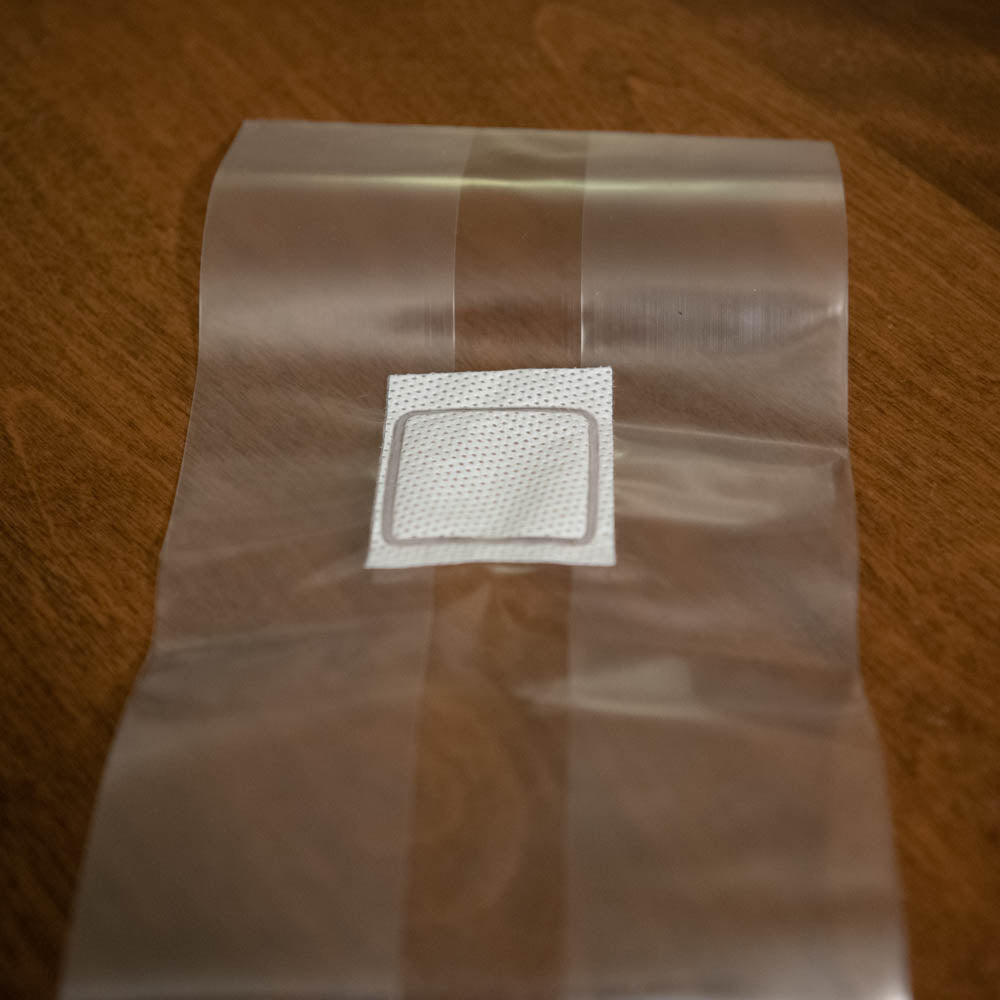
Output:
366,367,615,568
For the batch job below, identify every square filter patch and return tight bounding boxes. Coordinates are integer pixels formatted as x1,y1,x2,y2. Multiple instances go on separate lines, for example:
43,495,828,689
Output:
366,367,615,568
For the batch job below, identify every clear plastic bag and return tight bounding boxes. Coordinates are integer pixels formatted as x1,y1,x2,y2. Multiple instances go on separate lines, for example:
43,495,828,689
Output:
61,122,909,1000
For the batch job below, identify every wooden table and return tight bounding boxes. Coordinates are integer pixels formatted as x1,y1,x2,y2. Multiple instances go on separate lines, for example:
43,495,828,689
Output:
1,2,997,997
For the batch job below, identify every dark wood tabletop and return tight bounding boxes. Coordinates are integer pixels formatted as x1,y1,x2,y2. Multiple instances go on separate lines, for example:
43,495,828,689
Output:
2,2,998,998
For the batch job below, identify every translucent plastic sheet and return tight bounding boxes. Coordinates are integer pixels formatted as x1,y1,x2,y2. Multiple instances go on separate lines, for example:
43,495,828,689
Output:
61,123,909,1000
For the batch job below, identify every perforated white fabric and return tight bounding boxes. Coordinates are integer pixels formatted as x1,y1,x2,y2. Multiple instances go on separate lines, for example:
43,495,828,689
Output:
391,409,593,541
366,367,615,568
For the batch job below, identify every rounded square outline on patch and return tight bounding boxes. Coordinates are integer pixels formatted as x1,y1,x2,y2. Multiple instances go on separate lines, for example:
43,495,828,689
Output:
381,406,599,547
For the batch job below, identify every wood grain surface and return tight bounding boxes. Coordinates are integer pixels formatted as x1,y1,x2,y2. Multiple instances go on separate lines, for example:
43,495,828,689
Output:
1,2,998,998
